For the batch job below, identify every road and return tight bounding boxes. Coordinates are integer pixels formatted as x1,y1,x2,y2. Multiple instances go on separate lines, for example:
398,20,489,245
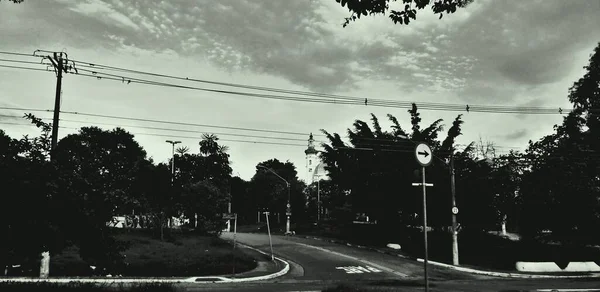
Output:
180,233,600,292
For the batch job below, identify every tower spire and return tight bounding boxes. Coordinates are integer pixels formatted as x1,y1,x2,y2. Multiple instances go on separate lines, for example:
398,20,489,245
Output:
305,132,317,155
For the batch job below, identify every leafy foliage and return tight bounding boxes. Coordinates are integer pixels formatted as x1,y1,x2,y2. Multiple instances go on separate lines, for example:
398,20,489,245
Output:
520,42,600,244
336,0,475,27
248,159,307,224
319,104,464,229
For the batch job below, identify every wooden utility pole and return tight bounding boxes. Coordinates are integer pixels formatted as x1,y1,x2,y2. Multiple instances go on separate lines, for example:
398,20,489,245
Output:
40,52,70,278
50,53,63,155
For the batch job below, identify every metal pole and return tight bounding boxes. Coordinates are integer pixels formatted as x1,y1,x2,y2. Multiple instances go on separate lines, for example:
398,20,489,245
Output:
265,212,275,261
422,166,429,292
317,179,320,222
232,214,237,276
286,182,291,234
450,154,459,266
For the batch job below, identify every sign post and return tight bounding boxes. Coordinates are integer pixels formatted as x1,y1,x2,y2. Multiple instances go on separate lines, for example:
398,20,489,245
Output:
264,211,275,261
414,143,433,292
232,213,238,277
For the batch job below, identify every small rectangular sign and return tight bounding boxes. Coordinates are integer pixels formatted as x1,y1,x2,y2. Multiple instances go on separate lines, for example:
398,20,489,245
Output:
222,213,236,220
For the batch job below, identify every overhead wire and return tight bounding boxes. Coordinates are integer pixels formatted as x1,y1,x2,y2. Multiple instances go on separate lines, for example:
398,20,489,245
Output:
0,50,589,115
71,68,572,115
69,58,576,115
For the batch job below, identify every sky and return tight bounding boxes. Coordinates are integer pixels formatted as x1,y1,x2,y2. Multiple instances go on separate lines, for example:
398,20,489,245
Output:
1,0,599,182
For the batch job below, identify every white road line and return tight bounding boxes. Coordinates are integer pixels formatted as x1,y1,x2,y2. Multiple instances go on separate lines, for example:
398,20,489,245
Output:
537,289,600,292
291,241,409,277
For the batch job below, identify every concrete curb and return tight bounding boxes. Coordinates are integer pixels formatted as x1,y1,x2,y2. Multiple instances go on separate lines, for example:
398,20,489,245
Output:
415,258,600,279
0,244,290,284
515,261,600,273
226,243,290,282
298,235,600,279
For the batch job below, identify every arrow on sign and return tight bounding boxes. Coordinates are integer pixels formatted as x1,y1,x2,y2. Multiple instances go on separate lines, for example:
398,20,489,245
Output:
418,150,429,157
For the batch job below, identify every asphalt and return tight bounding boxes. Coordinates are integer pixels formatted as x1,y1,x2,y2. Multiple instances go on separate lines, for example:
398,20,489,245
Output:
4,232,600,291
212,232,600,292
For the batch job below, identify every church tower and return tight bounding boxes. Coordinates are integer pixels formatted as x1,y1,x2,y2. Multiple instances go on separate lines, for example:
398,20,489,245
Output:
305,133,319,184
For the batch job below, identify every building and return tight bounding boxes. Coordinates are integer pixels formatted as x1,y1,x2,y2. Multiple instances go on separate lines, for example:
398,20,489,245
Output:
305,133,329,184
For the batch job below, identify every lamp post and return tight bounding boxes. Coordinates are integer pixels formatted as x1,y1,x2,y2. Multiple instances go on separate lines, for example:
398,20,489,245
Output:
313,173,321,223
258,165,292,235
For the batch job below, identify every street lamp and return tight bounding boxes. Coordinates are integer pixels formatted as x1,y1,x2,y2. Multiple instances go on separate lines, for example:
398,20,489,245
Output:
257,165,292,235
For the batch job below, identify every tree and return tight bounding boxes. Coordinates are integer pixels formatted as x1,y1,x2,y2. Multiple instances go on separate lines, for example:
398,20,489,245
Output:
175,146,190,156
520,42,600,244
491,150,525,235
51,126,149,271
336,0,474,27
1,0,25,3
230,176,253,224
0,114,63,276
319,104,464,230
0,129,58,275
249,159,307,226
180,180,230,235
136,161,172,240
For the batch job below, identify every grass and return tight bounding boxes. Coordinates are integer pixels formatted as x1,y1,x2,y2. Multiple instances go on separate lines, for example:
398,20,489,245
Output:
295,222,600,271
0,282,179,292
46,228,257,277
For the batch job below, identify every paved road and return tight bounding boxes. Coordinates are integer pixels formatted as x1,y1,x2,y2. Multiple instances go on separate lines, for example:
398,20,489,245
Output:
181,233,600,292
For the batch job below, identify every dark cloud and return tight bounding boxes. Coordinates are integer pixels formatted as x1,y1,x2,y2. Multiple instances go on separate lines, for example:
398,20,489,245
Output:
2,0,599,96
450,0,600,86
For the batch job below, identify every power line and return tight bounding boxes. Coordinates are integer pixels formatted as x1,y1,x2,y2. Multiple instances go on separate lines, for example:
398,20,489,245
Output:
0,107,53,113
55,118,321,143
72,68,573,115
70,58,576,115
0,58,49,66
58,110,319,137
0,64,51,72
0,50,589,115
0,112,524,152
0,51,40,58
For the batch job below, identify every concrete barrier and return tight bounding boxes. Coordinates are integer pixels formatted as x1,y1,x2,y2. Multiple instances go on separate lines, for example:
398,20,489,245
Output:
515,261,600,273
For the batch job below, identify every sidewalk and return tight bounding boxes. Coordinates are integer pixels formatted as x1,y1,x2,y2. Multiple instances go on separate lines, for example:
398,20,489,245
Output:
296,234,600,279
0,244,290,284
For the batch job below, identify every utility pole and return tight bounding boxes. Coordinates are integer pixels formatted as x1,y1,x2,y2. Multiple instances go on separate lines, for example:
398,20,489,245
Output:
50,54,63,155
450,153,460,266
39,51,76,279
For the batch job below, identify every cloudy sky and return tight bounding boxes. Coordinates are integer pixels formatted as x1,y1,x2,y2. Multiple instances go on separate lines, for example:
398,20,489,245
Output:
1,0,599,181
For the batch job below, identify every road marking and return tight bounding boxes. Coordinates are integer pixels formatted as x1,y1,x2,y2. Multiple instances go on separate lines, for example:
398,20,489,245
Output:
538,289,600,292
291,241,408,277
336,265,382,274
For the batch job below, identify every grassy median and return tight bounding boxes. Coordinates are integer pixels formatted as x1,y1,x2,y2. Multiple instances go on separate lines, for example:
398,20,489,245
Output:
0,282,179,292
45,228,257,277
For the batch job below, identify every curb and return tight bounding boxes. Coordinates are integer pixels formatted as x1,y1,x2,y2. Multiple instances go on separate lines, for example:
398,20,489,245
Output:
226,243,290,282
298,235,600,279
0,244,290,284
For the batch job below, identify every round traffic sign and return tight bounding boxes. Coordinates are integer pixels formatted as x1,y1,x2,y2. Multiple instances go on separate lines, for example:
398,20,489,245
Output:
452,207,459,215
415,143,433,166
286,203,291,208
